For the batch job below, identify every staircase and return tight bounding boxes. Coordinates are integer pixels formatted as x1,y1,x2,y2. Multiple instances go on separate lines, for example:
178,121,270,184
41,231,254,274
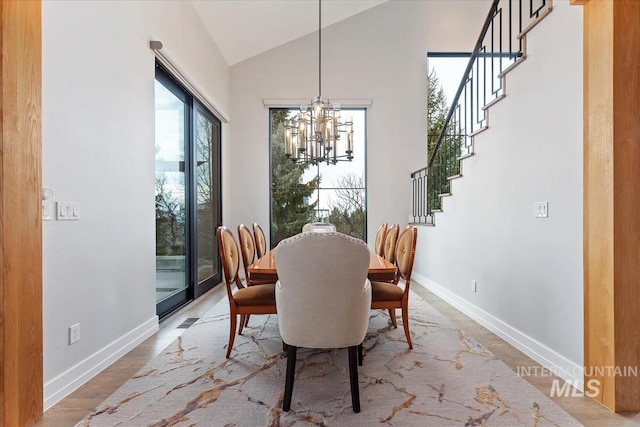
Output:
410,0,553,225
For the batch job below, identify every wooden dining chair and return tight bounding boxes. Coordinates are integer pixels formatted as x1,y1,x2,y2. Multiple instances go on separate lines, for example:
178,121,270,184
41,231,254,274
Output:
237,224,272,285
371,226,418,349
275,232,371,413
252,223,268,258
237,223,272,329
302,222,337,232
217,226,277,358
374,223,388,256
383,223,400,264
376,223,399,324
238,224,258,284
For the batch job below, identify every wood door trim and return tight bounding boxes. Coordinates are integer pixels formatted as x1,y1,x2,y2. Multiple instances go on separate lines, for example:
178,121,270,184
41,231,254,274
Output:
0,0,44,424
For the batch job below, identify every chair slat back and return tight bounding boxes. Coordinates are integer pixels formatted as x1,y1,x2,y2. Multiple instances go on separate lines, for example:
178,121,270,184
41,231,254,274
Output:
217,226,244,297
374,223,388,256
383,224,400,263
237,224,256,279
395,226,417,286
253,223,268,258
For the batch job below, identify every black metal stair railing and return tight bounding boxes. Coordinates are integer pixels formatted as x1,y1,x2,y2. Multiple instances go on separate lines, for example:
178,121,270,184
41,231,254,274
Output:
411,0,553,225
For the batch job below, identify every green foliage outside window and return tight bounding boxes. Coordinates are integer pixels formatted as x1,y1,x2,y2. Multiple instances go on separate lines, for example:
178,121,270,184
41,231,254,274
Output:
270,110,318,246
327,173,365,240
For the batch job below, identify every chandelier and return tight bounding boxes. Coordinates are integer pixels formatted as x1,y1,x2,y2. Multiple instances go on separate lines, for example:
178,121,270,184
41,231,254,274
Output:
284,0,354,165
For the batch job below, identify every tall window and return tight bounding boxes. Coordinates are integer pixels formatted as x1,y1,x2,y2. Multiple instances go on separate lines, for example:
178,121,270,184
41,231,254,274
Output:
269,108,366,247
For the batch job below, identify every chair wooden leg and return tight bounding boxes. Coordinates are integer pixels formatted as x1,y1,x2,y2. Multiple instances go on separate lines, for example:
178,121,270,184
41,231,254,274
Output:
226,312,237,359
357,343,363,366
401,304,413,349
388,309,397,328
238,314,252,334
283,345,298,412
238,315,246,335
348,346,361,413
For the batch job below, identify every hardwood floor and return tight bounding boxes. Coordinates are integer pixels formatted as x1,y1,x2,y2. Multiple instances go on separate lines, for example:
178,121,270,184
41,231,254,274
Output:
33,283,639,426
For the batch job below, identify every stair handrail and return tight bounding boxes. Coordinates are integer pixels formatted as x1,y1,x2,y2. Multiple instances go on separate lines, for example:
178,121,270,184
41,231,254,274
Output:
427,0,499,169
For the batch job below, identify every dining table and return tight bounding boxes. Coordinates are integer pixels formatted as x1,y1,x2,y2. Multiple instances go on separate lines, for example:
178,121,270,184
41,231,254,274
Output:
247,248,397,282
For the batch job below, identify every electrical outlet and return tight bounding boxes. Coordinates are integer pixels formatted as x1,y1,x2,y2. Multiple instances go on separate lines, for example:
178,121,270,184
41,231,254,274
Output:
69,323,80,344
471,280,477,293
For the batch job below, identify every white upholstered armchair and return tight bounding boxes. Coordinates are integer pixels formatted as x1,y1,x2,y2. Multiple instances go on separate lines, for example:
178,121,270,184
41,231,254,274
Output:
275,231,371,413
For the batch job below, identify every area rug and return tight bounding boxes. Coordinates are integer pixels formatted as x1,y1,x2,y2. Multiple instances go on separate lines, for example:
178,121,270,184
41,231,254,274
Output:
76,291,583,426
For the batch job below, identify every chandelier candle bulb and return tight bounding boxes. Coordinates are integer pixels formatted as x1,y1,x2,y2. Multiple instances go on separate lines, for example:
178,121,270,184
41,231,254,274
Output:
298,119,306,152
314,100,322,126
285,127,292,156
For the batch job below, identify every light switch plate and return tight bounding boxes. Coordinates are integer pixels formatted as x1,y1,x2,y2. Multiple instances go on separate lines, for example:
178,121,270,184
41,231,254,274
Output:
57,201,80,221
42,200,52,221
535,201,548,218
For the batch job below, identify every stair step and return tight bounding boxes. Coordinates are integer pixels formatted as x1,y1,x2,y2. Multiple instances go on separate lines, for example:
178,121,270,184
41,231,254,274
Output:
447,174,462,181
518,6,553,39
482,93,506,111
470,126,488,137
498,56,527,78
458,152,474,161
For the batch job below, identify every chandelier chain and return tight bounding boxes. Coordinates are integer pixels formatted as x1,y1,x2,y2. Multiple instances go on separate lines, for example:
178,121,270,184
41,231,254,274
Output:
318,0,321,98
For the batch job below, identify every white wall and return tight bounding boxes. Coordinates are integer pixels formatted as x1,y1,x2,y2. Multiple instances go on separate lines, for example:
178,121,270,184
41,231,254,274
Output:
42,0,229,408
228,0,489,246
413,2,584,385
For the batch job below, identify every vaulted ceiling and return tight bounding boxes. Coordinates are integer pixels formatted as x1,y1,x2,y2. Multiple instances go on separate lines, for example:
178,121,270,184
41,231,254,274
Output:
190,0,388,66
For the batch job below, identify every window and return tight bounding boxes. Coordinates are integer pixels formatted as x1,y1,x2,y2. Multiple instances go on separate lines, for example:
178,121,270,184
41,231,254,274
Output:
269,108,366,247
426,53,470,211
154,62,222,319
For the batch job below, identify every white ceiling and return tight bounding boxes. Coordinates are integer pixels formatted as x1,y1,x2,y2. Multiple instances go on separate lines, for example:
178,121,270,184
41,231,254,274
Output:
190,0,388,66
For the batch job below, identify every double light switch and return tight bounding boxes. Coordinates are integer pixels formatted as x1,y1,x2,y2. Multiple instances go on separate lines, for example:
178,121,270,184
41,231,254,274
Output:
57,202,81,220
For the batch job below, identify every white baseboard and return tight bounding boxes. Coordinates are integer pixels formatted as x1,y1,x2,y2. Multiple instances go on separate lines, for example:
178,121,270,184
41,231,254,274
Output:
44,316,159,410
412,273,583,390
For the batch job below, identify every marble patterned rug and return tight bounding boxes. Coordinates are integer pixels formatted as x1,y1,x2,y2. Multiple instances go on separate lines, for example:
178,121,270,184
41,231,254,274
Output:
76,291,583,426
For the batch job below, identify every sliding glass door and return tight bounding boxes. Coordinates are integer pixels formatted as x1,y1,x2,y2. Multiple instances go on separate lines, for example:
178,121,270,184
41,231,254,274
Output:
155,63,221,318
193,106,220,298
